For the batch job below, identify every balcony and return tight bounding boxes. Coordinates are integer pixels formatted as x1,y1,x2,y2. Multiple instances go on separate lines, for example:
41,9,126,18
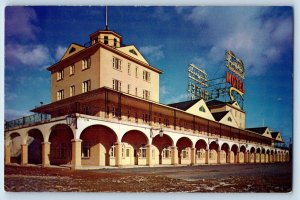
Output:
5,113,51,130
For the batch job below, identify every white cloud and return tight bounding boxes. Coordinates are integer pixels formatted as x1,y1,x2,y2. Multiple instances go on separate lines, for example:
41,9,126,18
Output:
140,45,165,61
5,109,31,121
55,46,67,60
6,44,52,68
179,7,293,77
160,85,169,96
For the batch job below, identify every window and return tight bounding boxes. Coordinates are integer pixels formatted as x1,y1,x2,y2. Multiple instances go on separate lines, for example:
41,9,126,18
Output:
135,87,138,96
104,36,108,45
127,84,130,94
228,117,232,122
110,145,115,157
143,70,151,82
81,141,90,158
135,67,139,78
57,70,64,81
82,57,91,70
129,49,137,55
113,79,121,91
139,145,146,158
143,90,150,100
113,57,122,71
182,149,188,159
82,80,91,93
163,148,170,158
128,63,131,75
114,38,117,47
70,85,75,97
126,148,130,157
57,89,64,100
112,106,117,118
70,65,75,75
199,106,206,112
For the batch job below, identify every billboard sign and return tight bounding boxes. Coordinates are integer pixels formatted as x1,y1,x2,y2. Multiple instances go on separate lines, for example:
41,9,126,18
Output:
225,50,245,79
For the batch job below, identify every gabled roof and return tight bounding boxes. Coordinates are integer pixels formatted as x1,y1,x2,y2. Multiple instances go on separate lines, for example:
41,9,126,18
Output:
271,132,280,138
246,127,268,135
212,111,229,121
206,99,227,107
60,43,85,61
117,45,149,65
168,99,200,111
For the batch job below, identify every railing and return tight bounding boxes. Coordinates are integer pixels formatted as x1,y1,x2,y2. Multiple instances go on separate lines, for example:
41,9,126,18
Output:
5,113,51,130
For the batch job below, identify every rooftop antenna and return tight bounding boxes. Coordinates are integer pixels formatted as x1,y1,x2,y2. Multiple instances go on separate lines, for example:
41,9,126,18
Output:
105,6,109,30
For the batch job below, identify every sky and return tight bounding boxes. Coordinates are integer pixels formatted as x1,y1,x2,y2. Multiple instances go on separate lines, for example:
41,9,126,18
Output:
4,6,293,144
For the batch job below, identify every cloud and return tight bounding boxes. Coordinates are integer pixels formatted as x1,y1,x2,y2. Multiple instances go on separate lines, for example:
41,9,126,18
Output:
5,44,53,68
55,46,67,60
178,7,293,77
5,6,40,40
5,109,31,121
160,85,169,96
140,45,165,61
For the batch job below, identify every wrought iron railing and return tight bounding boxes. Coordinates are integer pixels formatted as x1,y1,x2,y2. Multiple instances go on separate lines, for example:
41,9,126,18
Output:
5,113,51,130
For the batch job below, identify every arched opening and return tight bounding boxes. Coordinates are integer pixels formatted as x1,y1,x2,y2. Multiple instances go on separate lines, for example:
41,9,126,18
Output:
49,124,73,166
256,148,261,163
220,143,230,163
28,129,44,165
266,149,270,163
231,144,239,163
208,141,219,164
152,134,173,165
195,139,207,164
176,137,193,165
121,130,148,166
80,125,118,166
261,148,266,163
250,147,255,163
239,145,246,163
9,132,22,164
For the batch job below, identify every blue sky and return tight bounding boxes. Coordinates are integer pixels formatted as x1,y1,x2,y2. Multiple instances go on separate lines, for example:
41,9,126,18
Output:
5,6,293,144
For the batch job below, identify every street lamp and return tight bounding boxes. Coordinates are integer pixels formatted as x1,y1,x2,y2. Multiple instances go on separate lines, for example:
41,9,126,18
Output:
150,128,164,138
66,114,77,129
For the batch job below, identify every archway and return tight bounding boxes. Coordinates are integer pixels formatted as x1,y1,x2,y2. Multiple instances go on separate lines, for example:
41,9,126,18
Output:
239,145,246,163
28,129,44,165
261,148,266,163
256,148,261,163
176,137,193,165
208,141,219,164
266,149,270,163
152,134,173,165
231,144,239,163
9,132,22,164
49,124,73,165
195,139,207,164
121,130,148,166
80,125,118,166
250,147,255,163
220,143,230,163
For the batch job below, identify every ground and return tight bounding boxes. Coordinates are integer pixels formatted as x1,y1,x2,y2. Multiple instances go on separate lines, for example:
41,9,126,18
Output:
4,163,292,192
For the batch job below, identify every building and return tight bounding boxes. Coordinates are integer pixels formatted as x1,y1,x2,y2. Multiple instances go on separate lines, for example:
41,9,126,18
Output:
4,19,289,170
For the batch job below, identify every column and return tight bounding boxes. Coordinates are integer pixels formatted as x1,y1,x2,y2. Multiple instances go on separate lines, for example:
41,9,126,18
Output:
71,139,82,170
191,148,196,165
5,144,11,165
21,144,28,166
115,142,122,167
171,146,178,165
146,144,153,167
205,149,209,164
42,142,51,167
217,150,221,164
244,152,248,163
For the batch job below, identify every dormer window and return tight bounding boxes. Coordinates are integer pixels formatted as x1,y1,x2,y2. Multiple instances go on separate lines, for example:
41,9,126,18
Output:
199,106,206,112
228,117,232,122
69,47,76,54
129,49,137,55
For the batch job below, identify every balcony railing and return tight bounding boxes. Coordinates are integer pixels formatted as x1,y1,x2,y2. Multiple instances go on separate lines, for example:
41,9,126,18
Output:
5,113,51,130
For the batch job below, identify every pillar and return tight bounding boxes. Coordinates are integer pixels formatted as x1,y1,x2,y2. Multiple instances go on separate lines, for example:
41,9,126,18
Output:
115,142,122,167
171,146,178,165
5,144,11,165
191,148,196,165
205,149,209,164
42,142,51,167
71,139,82,169
146,144,153,167
244,152,248,163
237,151,240,163
21,144,28,166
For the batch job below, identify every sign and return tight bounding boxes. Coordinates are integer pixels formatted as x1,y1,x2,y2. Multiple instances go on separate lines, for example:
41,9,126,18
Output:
187,64,209,100
225,50,245,79
226,72,244,93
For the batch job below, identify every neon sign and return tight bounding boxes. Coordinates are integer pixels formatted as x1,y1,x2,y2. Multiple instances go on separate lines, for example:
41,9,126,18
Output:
226,72,244,93
225,50,245,79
